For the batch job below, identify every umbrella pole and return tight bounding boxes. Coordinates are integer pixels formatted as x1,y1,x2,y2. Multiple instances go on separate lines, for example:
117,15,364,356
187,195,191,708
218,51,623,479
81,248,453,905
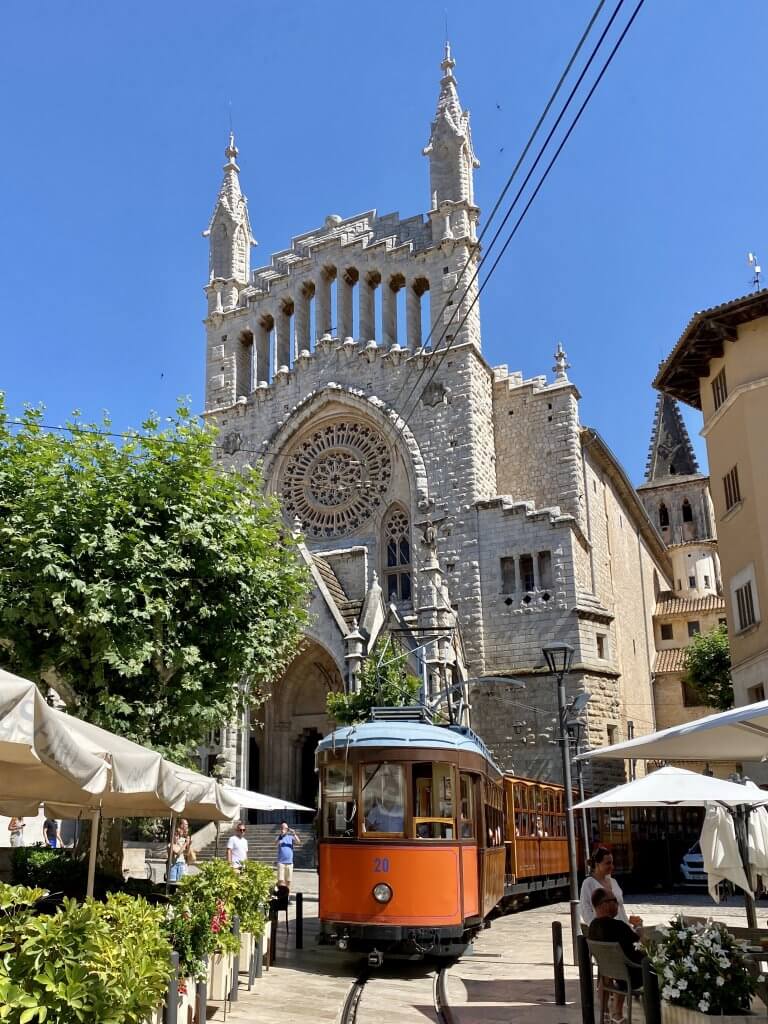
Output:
165,814,177,895
215,820,220,859
86,810,100,898
736,806,758,929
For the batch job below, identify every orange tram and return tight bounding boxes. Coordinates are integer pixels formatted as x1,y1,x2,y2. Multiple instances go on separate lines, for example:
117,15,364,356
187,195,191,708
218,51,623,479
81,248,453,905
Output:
316,712,575,961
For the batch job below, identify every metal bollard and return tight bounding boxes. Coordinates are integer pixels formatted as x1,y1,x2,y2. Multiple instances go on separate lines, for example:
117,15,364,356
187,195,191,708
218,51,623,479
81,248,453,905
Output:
295,892,303,950
642,957,662,1024
230,915,240,1003
249,932,263,989
552,920,566,1006
269,904,278,966
196,956,208,1024
163,950,179,1024
577,934,595,1024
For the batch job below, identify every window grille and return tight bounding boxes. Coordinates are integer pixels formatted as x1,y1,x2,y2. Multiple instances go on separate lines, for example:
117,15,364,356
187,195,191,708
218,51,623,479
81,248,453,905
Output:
712,367,728,410
723,465,741,510
736,580,756,631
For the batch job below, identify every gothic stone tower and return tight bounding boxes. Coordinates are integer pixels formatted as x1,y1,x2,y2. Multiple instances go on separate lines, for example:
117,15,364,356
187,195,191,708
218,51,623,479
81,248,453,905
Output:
202,48,671,799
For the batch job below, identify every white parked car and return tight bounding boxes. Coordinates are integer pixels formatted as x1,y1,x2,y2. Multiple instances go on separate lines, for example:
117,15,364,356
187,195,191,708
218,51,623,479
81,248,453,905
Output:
680,843,707,885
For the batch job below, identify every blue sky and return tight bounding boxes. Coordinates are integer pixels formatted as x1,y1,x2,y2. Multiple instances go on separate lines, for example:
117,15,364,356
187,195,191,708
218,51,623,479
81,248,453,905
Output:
1,1,765,484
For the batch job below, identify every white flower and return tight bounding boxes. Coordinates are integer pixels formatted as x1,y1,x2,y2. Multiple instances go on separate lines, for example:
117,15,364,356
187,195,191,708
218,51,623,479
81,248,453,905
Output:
716,977,725,987
699,1002,710,1013
677,930,688,940
664,967,675,980
758,974,765,983
677,980,688,991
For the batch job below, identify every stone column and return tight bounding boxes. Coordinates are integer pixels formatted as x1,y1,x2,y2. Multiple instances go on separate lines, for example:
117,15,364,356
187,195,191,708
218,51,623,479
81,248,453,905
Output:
359,275,376,340
294,289,310,355
513,556,522,598
532,553,541,591
338,271,353,340
316,272,332,339
382,280,397,347
406,284,421,350
275,305,291,369
254,319,271,384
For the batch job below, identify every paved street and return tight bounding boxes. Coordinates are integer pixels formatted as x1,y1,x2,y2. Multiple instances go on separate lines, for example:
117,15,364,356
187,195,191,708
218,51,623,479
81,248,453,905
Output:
212,872,764,1023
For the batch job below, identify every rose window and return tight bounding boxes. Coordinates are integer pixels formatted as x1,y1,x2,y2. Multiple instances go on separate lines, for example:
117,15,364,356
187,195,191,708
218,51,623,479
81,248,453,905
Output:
281,421,392,537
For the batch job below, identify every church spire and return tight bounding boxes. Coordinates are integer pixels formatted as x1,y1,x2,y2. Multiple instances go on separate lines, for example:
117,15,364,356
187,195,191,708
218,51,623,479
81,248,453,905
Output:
423,42,479,208
203,133,255,306
644,392,699,482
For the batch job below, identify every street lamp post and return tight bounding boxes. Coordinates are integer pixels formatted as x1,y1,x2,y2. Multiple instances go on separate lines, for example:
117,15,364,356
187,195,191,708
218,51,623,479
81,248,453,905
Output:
542,642,580,962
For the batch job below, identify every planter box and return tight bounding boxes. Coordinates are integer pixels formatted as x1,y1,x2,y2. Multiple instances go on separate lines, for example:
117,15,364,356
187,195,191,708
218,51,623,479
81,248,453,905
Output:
240,930,254,968
207,951,233,1002
177,976,196,1024
663,1002,768,1024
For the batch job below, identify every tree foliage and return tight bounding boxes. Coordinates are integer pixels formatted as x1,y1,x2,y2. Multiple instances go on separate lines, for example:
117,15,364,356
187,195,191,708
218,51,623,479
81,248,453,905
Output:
683,622,733,711
326,638,422,725
0,396,309,761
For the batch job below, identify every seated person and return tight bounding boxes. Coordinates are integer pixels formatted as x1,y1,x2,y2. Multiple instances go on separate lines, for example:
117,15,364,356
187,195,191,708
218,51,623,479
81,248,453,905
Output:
365,798,404,833
531,815,548,837
587,887,644,992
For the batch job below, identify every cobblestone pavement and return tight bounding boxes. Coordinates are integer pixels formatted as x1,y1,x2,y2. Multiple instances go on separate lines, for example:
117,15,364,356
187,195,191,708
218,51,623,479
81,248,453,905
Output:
211,873,767,1024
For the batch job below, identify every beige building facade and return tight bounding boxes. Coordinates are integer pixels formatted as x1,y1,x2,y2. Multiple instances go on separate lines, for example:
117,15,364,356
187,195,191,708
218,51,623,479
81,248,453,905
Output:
199,47,672,803
656,291,768,709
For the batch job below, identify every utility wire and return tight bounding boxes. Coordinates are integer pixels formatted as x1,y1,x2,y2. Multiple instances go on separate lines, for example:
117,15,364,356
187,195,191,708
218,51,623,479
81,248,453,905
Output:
398,0,645,427
385,0,615,419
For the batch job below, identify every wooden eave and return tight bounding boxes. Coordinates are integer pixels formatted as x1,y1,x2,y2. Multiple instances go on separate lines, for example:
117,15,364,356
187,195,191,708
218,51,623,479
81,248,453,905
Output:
654,289,768,409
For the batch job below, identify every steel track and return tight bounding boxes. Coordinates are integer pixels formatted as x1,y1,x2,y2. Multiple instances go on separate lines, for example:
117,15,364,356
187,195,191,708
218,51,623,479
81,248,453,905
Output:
339,963,457,1024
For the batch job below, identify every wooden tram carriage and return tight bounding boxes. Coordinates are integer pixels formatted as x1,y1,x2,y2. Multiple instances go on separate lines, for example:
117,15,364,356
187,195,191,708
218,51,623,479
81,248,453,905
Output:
316,712,575,960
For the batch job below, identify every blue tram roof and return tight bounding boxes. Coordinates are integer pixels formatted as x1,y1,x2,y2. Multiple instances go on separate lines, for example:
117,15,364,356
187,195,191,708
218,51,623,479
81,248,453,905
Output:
317,720,501,773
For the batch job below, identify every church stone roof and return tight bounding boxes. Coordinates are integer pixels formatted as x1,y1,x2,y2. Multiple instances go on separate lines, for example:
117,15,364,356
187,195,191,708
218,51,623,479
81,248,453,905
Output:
655,288,768,408
643,393,699,482
311,555,361,630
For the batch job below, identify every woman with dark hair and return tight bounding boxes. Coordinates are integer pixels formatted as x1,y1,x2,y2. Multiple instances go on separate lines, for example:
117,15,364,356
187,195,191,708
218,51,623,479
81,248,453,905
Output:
579,846,642,927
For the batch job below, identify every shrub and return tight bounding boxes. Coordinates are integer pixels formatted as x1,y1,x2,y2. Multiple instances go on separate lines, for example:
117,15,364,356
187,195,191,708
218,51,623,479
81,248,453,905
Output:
10,845,87,894
0,883,171,1024
235,861,275,936
645,915,756,1015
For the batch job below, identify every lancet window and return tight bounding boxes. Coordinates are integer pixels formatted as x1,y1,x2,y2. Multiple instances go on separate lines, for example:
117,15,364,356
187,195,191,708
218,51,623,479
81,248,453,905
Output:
383,506,412,604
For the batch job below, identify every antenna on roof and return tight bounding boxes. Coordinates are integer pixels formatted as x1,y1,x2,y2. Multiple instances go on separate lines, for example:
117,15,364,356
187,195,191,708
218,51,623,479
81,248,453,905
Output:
748,252,761,291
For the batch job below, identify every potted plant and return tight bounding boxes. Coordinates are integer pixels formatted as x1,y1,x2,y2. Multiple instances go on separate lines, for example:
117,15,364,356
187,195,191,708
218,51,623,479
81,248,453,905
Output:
0,883,172,1024
645,916,762,1023
235,862,275,968
171,861,240,1002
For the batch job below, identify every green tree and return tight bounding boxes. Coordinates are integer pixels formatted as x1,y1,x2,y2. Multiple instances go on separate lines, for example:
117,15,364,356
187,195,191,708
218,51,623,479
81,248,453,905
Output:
326,638,422,725
683,622,733,711
0,396,309,762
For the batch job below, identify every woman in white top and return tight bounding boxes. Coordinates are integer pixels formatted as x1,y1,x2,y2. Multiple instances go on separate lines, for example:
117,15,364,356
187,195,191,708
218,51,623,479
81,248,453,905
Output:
579,846,642,927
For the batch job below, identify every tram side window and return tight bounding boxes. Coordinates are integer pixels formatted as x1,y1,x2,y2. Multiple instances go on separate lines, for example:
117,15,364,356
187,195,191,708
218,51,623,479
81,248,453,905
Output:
483,780,504,847
362,762,405,835
323,764,356,838
413,762,455,839
459,773,475,838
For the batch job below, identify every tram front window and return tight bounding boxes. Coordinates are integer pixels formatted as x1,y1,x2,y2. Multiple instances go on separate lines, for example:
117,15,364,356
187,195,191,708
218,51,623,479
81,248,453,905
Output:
413,762,455,839
362,762,405,835
323,764,356,837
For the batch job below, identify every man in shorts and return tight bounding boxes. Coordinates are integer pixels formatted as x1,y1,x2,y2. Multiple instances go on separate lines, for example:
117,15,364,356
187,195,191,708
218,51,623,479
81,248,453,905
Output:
227,822,249,870
276,821,301,886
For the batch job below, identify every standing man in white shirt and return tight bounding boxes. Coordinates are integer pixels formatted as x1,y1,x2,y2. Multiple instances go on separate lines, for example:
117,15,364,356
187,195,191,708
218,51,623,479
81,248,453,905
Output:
226,822,248,870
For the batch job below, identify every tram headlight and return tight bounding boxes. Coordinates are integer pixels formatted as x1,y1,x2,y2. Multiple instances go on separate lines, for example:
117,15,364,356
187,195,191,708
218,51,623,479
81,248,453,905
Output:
372,883,393,904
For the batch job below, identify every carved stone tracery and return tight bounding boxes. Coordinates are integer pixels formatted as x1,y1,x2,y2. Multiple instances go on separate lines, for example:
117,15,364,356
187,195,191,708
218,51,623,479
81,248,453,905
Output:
281,420,392,537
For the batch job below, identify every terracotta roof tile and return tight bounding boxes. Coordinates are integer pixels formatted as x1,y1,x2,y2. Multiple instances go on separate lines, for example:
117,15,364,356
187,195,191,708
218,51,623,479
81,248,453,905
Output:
654,594,726,616
654,648,688,673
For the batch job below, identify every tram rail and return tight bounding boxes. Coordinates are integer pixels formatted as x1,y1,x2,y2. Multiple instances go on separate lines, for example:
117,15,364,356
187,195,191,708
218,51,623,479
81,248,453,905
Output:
339,963,456,1024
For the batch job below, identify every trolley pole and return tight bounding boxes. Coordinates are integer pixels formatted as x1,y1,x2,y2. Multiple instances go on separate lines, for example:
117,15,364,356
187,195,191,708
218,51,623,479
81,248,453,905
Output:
543,643,580,966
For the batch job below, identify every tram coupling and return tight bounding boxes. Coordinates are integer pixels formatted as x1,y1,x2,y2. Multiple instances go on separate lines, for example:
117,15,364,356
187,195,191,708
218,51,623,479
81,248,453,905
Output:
367,949,384,968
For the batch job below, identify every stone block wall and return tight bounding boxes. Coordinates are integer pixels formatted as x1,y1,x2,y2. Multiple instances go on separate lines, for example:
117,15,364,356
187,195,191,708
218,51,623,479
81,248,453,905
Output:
492,369,587,533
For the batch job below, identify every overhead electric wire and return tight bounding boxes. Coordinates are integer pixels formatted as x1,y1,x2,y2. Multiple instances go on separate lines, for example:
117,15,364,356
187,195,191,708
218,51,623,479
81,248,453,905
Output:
397,0,645,427
385,0,615,419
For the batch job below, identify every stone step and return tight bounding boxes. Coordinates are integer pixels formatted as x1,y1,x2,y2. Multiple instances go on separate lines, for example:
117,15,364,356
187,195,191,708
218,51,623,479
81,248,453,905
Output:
195,825,316,869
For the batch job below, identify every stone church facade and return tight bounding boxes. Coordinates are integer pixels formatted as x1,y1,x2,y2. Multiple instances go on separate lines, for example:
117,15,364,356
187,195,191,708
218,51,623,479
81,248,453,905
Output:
200,47,672,805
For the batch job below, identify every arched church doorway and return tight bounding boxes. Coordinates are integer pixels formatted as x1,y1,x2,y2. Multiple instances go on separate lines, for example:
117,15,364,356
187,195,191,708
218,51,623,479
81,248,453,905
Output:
298,728,322,810
255,638,343,816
